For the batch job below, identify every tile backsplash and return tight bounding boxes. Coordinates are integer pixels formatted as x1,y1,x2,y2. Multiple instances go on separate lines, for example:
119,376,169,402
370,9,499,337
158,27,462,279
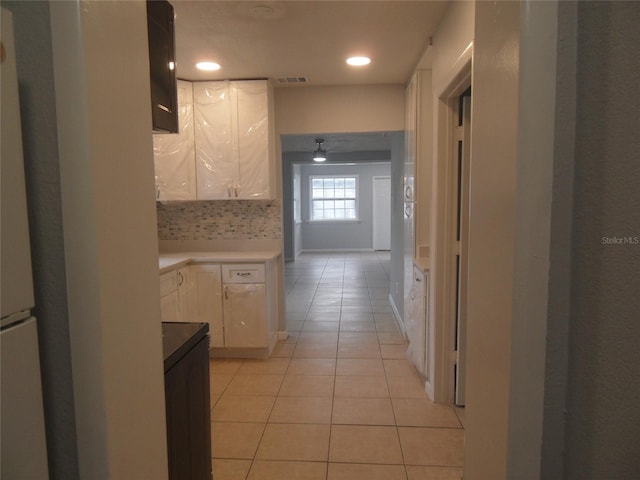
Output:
157,200,282,241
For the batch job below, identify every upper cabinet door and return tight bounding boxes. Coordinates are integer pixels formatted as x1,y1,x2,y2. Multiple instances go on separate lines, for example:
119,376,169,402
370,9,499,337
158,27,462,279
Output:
153,80,196,200
194,81,238,199
147,0,178,133
233,81,274,199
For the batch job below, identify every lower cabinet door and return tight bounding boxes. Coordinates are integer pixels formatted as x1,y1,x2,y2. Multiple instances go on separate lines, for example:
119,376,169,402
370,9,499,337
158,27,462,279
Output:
161,290,179,322
223,283,266,348
176,267,191,322
189,265,224,347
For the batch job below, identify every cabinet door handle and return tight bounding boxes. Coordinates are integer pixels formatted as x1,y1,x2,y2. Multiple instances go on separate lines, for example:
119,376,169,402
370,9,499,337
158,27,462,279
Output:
178,271,183,286
405,204,413,217
235,186,239,198
224,285,228,300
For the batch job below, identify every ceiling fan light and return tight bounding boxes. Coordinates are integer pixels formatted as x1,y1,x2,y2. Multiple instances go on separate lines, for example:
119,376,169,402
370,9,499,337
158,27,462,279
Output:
313,138,327,162
313,152,326,162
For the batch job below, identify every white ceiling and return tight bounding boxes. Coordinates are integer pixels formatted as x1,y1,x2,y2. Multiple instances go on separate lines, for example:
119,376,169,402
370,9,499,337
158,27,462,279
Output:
171,1,448,155
172,0,448,86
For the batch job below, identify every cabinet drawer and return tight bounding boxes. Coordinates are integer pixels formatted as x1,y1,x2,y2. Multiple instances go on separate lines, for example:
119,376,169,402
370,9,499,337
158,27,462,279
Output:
160,270,178,296
222,264,265,284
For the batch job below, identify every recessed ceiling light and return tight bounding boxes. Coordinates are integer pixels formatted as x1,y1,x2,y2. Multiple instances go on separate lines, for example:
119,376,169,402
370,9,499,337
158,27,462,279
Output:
196,61,221,71
346,56,371,66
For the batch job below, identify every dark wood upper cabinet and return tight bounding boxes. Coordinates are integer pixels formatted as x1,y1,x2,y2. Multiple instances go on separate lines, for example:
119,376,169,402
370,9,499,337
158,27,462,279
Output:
147,0,178,133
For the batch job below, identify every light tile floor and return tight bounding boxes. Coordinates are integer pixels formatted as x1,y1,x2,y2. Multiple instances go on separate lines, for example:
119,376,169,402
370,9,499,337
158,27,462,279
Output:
210,252,464,480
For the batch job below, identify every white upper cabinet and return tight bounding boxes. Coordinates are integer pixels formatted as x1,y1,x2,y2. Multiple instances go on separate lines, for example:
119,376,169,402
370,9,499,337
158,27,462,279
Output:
193,81,234,199
153,80,197,201
194,80,275,200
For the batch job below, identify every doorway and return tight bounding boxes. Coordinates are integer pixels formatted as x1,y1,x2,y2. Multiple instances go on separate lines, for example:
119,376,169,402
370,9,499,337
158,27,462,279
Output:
453,88,471,406
372,176,391,251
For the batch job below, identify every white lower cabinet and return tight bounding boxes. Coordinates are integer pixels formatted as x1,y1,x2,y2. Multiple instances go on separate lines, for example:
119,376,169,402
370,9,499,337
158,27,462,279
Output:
176,267,190,322
164,260,277,357
223,283,267,348
221,263,271,350
160,289,179,322
160,267,191,323
188,264,224,347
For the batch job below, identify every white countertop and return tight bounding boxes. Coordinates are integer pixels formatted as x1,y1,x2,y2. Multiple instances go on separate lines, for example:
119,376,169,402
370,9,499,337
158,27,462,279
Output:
414,256,431,272
159,250,281,274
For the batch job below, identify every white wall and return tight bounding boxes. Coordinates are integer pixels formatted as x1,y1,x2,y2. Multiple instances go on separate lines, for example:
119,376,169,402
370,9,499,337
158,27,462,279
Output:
299,162,391,251
274,85,405,135
49,2,168,478
540,2,577,476
562,2,640,478
431,0,475,95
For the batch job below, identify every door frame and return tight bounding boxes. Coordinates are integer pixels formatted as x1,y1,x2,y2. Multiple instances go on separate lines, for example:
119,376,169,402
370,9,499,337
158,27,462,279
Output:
455,90,471,406
429,49,473,404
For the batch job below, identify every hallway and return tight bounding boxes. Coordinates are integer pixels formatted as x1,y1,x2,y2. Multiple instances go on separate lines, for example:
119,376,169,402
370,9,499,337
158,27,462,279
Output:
210,252,464,479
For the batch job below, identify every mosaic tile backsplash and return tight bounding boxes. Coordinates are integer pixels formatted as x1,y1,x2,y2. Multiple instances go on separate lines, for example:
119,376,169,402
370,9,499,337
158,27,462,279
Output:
157,200,282,241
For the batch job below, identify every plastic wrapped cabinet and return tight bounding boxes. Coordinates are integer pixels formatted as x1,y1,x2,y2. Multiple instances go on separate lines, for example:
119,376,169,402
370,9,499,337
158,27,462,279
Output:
194,80,275,200
223,283,267,348
153,80,197,200
188,265,224,348
160,267,192,323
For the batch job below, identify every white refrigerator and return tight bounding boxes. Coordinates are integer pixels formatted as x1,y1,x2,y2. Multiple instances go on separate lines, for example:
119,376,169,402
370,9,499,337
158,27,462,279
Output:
1,8,50,479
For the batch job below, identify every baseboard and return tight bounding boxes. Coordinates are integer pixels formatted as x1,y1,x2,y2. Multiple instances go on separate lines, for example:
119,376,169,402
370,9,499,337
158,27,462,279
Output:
388,293,407,336
300,248,375,253
277,330,289,341
425,378,435,402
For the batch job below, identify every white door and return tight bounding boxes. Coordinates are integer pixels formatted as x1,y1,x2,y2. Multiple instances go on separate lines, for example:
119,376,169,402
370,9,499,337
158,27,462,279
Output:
372,176,391,250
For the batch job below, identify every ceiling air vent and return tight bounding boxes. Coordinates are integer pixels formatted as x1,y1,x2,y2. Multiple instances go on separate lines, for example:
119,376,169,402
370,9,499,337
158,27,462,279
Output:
276,76,309,84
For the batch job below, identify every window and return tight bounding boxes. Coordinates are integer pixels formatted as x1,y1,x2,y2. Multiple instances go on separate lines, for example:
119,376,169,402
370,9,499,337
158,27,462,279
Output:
310,175,358,221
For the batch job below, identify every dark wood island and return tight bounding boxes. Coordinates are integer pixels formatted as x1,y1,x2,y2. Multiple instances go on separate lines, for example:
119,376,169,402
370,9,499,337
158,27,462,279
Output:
162,322,212,480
